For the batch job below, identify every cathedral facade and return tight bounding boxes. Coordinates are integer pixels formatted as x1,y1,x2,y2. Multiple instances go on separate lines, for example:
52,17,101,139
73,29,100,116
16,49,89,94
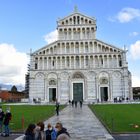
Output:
29,9,132,103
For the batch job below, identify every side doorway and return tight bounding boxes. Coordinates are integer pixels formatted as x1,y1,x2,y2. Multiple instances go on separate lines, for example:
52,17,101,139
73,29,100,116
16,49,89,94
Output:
49,88,56,102
100,87,108,102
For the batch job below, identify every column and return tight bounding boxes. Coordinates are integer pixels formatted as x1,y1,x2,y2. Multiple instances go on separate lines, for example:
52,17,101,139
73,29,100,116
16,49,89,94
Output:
73,56,75,69
65,56,67,69
93,55,95,68
55,57,58,69
84,56,86,68
74,43,75,54
60,57,62,69
69,56,71,69
79,56,82,69
117,55,119,67
107,55,109,68
46,57,48,69
42,57,44,70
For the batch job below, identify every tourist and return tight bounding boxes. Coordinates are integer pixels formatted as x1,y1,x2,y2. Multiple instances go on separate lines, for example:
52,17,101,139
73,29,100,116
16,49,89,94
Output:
55,101,60,116
24,123,36,140
45,123,57,140
71,100,74,107
0,107,5,134
57,133,70,140
2,108,12,137
74,101,77,108
35,121,45,140
79,100,83,108
55,122,70,138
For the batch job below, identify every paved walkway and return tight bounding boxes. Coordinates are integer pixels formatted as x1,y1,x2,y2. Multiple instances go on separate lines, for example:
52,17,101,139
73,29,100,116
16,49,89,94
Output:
44,105,114,140
16,104,114,140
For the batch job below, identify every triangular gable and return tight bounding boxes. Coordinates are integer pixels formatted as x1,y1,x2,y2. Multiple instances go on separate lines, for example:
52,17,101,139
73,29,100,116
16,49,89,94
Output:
57,12,96,25
96,39,124,52
32,41,58,55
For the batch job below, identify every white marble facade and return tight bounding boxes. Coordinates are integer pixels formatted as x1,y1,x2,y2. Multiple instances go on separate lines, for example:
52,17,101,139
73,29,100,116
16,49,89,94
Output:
29,9,133,103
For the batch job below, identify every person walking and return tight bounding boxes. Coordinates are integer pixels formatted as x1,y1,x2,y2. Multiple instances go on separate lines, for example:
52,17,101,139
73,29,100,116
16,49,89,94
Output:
2,108,12,137
0,107,5,134
79,100,83,108
71,100,74,107
55,101,60,116
45,123,57,140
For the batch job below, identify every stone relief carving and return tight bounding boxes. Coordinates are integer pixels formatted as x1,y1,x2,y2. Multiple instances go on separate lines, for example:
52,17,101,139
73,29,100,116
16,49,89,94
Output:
72,72,84,79
35,73,44,78
49,79,57,85
113,71,121,78
100,77,108,84
60,72,69,80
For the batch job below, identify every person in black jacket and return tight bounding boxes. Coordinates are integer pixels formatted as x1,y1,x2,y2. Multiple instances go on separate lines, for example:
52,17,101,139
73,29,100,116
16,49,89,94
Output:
0,107,5,134
55,101,59,116
24,123,36,140
55,122,70,138
3,109,12,137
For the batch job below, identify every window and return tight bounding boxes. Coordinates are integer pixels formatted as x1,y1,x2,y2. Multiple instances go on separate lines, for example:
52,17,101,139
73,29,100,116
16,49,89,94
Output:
35,63,38,69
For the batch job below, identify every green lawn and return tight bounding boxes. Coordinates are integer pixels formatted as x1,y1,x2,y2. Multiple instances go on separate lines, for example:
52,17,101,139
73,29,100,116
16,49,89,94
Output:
1,104,65,132
89,104,140,133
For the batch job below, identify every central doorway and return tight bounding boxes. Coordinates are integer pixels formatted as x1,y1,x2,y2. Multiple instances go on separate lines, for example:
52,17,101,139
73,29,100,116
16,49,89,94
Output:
49,88,56,102
100,87,108,102
73,83,83,101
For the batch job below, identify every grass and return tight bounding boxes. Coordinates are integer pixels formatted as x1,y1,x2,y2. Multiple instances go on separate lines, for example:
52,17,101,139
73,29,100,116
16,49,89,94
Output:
89,104,140,133
1,104,65,132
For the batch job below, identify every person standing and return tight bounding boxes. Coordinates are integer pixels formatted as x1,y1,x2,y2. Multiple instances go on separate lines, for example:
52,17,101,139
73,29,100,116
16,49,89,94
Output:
24,123,36,140
45,123,57,140
35,122,45,140
79,100,83,108
0,107,5,134
3,108,12,137
55,101,60,116
55,122,70,138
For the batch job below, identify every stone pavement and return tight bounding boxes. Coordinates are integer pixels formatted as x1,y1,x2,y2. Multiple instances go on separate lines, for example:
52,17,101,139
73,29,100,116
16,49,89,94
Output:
44,104,114,140
15,104,114,140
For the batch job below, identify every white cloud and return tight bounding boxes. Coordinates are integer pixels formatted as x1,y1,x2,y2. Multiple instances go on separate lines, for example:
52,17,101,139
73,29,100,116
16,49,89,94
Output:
130,40,140,59
0,43,29,85
132,75,140,87
110,7,140,23
44,30,58,44
129,32,139,37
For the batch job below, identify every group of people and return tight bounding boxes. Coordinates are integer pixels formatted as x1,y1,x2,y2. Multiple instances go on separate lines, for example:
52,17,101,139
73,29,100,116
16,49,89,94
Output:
24,122,70,140
0,107,12,137
70,100,83,108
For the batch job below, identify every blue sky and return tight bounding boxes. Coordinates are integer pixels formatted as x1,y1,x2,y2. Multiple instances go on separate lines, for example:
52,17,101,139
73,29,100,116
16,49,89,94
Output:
0,0,140,87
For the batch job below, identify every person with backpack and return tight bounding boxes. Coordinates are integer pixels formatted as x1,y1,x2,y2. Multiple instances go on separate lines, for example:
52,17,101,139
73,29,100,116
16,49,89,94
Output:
45,123,57,140
2,108,12,137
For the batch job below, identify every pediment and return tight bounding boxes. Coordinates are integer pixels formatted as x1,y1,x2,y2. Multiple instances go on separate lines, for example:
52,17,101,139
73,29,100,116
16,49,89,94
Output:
95,39,124,53
57,12,96,26
32,41,58,56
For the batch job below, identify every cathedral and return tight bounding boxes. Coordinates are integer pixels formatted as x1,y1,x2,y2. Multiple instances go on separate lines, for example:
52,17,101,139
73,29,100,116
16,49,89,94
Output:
29,8,133,103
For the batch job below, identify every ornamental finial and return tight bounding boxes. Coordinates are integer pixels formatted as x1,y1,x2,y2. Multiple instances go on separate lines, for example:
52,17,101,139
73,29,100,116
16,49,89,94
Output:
74,5,78,13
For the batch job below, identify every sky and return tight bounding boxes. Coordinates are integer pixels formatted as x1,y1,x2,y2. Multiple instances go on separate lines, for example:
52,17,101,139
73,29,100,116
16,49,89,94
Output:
0,0,140,87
